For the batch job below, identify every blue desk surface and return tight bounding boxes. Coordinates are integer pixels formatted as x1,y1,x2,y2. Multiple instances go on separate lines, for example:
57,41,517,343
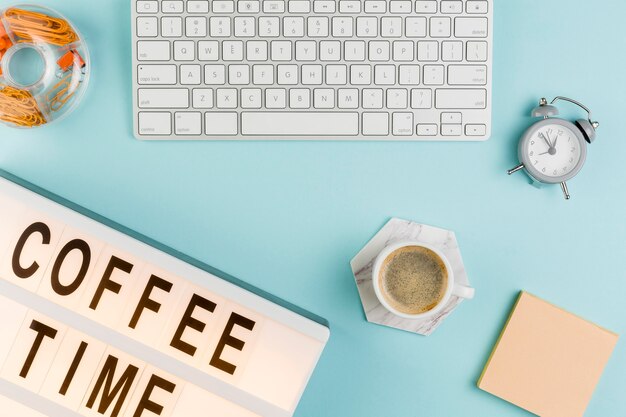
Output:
1,1,625,416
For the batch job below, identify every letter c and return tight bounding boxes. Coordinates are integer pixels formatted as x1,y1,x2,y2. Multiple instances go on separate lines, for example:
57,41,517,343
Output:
12,222,51,279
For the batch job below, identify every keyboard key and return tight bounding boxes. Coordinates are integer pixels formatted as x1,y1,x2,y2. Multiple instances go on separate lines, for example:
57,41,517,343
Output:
344,40,365,61
332,17,353,37
296,41,318,61
389,1,412,14
362,88,383,108
162,1,184,13
415,1,437,13
175,112,202,135
289,1,311,13
320,41,341,61
405,17,427,37
180,65,202,85
465,124,487,136
392,112,414,136
242,88,263,108
161,17,183,37
417,124,438,136
430,17,451,38
441,124,462,136
289,88,310,108
308,17,330,37
467,41,488,61
314,1,336,13
138,88,189,108
204,64,226,84
440,1,463,14
198,41,219,61
417,41,438,61
339,1,361,13
393,41,414,61
253,65,274,84
442,41,463,61
448,65,487,85
223,40,244,60
137,1,158,13
137,65,177,85
241,112,359,135
137,17,158,37
205,112,238,135
381,17,402,37
398,65,420,85
271,41,293,60
356,17,378,37
364,1,386,13
210,17,231,37
441,112,462,124
174,40,195,61
246,41,268,61
374,65,395,85
362,112,389,135
187,1,209,13
455,17,488,37
192,88,213,108
369,41,390,61
186,17,207,37
137,41,171,61
314,88,335,108
411,88,432,108
350,65,371,85
277,64,298,84
266,88,287,108
264,1,286,13
139,112,172,135
386,89,408,109
239,0,261,12
337,88,358,108
423,65,444,85
326,65,347,85
259,17,280,37
213,1,235,13
216,88,238,108
435,89,487,109
228,65,250,84
467,1,489,14
284,17,305,37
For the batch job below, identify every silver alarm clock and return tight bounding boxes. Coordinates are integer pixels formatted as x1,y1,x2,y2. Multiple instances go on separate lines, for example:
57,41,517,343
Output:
508,97,599,200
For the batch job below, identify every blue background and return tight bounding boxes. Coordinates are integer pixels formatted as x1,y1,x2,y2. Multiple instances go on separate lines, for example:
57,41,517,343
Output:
1,0,625,416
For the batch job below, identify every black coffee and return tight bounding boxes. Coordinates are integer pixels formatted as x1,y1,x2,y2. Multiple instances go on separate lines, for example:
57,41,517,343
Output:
379,246,448,315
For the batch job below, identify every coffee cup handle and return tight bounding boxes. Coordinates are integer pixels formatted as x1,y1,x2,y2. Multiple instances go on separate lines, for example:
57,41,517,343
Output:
452,284,475,300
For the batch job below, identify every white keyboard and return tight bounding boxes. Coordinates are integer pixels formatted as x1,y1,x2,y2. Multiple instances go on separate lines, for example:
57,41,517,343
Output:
131,0,492,140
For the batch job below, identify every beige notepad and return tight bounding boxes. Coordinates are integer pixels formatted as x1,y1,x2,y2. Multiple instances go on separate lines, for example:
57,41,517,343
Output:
478,292,618,417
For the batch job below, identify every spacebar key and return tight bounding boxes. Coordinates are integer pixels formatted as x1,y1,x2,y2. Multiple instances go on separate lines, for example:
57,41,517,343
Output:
242,112,359,136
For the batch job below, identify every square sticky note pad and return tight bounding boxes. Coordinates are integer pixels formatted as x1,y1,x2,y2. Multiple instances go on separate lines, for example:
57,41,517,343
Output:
478,292,618,417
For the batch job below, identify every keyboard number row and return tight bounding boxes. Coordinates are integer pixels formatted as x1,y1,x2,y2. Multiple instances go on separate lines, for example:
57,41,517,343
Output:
136,16,488,39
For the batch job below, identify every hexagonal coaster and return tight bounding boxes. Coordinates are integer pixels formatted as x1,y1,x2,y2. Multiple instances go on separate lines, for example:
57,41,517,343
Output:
350,218,472,336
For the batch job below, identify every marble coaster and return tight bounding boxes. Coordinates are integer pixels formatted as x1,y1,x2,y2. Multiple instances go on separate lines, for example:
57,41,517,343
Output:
351,218,472,336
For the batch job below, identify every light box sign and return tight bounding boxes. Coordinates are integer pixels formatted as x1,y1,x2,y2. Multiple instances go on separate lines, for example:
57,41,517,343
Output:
0,172,329,417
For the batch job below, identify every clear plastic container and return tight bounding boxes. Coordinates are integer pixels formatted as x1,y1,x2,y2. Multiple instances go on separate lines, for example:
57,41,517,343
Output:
0,4,90,128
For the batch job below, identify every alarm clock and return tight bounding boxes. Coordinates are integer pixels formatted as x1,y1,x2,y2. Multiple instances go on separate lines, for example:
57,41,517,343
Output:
508,97,600,200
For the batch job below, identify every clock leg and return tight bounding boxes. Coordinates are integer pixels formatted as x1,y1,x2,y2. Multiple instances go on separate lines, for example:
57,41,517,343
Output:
507,163,525,175
560,182,571,200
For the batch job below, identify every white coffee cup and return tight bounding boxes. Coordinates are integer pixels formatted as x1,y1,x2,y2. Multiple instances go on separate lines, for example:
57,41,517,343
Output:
372,241,475,320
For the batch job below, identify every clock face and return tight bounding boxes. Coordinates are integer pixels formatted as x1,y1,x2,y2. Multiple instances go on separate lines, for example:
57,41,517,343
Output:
525,123,584,180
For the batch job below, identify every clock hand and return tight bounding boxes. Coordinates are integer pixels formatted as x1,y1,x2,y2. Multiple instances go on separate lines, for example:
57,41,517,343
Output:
539,132,552,149
539,151,550,155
